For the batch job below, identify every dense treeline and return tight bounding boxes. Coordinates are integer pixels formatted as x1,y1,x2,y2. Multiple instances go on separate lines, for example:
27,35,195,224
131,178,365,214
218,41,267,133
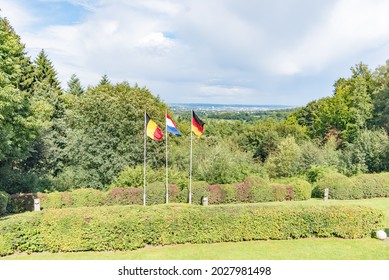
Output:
1,16,389,196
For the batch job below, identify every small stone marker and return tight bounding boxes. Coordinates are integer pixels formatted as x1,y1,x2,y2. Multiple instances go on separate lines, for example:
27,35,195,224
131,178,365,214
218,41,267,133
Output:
324,188,329,202
202,197,208,206
34,198,41,211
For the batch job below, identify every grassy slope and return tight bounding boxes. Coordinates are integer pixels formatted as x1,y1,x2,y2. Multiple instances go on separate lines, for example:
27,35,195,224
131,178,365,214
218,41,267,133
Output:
2,198,389,260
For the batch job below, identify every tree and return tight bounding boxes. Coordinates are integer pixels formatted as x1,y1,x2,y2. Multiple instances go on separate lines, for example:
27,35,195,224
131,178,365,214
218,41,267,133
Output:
288,63,374,143
98,74,111,86
56,83,168,189
0,17,39,193
0,17,34,91
264,136,302,178
66,74,84,96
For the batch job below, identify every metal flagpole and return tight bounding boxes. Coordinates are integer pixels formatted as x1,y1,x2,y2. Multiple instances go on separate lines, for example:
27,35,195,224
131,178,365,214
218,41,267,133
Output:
189,110,193,204
143,111,147,206
165,110,169,204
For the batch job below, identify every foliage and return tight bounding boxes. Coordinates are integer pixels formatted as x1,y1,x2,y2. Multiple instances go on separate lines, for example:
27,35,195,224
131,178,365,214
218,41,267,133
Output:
0,165,40,194
66,74,84,96
7,193,36,213
0,204,383,256
264,136,301,178
339,129,389,175
189,181,210,205
239,120,307,162
274,177,312,200
61,83,167,189
106,187,143,205
70,188,106,207
313,172,356,199
244,176,272,202
0,191,9,215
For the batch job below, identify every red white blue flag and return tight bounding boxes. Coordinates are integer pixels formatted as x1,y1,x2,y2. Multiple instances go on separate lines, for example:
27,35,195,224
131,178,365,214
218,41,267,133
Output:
166,113,181,136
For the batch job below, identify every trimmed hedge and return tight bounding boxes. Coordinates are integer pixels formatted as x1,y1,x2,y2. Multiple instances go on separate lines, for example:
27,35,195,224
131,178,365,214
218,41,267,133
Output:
313,172,389,200
7,193,36,213
0,204,383,256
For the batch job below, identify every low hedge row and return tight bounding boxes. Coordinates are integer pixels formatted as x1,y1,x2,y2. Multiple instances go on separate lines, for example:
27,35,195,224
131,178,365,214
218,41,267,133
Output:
313,172,389,200
0,204,383,256
6,177,312,211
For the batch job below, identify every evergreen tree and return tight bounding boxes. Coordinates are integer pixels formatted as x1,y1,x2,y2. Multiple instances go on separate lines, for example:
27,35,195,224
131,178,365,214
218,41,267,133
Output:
98,74,111,86
0,17,39,193
67,74,84,96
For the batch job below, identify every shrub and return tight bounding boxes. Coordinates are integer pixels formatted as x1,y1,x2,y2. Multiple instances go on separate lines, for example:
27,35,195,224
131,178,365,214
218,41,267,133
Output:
274,177,312,200
208,184,223,204
107,187,143,205
207,184,238,204
167,184,181,203
245,176,272,202
188,181,210,205
7,193,36,213
146,182,165,205
270,183,287,201
0,191,9,215
38,192,74,209
221,184,237,204
313,172,358,199
351,174,389,198
0,204,383,256
306,165,338,183
70,188,106,207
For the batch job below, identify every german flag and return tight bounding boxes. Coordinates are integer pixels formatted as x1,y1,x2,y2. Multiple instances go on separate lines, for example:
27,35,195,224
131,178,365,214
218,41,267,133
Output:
192,111,205,138
146,113,163,141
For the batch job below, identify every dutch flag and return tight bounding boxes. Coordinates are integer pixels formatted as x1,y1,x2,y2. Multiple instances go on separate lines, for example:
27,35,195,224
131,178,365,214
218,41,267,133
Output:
166,113,181,136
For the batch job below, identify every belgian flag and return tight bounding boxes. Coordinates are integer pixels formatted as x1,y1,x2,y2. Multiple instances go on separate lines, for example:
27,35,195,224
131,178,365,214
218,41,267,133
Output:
146,113,163,141
192,111,205,138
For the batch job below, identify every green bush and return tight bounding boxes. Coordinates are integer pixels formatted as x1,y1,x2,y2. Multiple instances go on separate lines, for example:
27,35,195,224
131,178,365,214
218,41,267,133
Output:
107,187,143,205
351,174,389,198
313,172,356,200
0,191,9,215
38,192,73,209
189,181,210,205
0,204,383,256
245,176,272,202
274,178,312,200
70,188,106,207
146,182,165,205
221,184,237,204
313,172,389,200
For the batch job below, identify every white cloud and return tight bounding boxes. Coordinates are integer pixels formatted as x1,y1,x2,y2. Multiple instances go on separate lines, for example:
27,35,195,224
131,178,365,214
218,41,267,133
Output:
0,0,39,32
2,0,389,104
270,0,389,75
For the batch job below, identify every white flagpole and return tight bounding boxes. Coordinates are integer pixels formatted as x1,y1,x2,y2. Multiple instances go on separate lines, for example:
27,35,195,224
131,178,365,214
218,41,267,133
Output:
189,110,193,204
165,110,169,204
143,111,147,206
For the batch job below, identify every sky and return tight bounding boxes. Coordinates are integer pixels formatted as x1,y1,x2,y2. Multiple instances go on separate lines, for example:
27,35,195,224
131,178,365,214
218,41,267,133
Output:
1,0,389,106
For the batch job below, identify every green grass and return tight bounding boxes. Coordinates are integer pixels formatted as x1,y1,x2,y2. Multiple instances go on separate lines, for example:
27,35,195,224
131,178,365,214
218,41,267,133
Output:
2,198,389,260
2,238,389,260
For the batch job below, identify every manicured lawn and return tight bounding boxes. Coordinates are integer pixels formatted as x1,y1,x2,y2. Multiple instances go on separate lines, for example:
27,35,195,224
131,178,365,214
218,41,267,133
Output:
2,198,389,260
2,238,389,260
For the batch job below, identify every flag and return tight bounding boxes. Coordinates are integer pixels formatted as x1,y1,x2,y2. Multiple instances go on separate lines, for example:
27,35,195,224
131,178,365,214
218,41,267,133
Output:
146,113,163,141
192,111,205,138
166,113,181,136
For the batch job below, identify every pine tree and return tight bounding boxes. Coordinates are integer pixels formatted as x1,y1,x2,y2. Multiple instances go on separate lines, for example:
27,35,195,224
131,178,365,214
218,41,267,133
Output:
67,74,84,96
99,74,111,86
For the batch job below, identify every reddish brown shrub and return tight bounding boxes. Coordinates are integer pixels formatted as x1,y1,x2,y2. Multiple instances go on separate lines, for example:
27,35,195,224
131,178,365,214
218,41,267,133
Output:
108,187,143,205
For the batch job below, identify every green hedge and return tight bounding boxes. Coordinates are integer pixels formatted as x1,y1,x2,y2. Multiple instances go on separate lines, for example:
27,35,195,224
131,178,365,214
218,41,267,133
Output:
0,204,383,256
313,172,389,200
